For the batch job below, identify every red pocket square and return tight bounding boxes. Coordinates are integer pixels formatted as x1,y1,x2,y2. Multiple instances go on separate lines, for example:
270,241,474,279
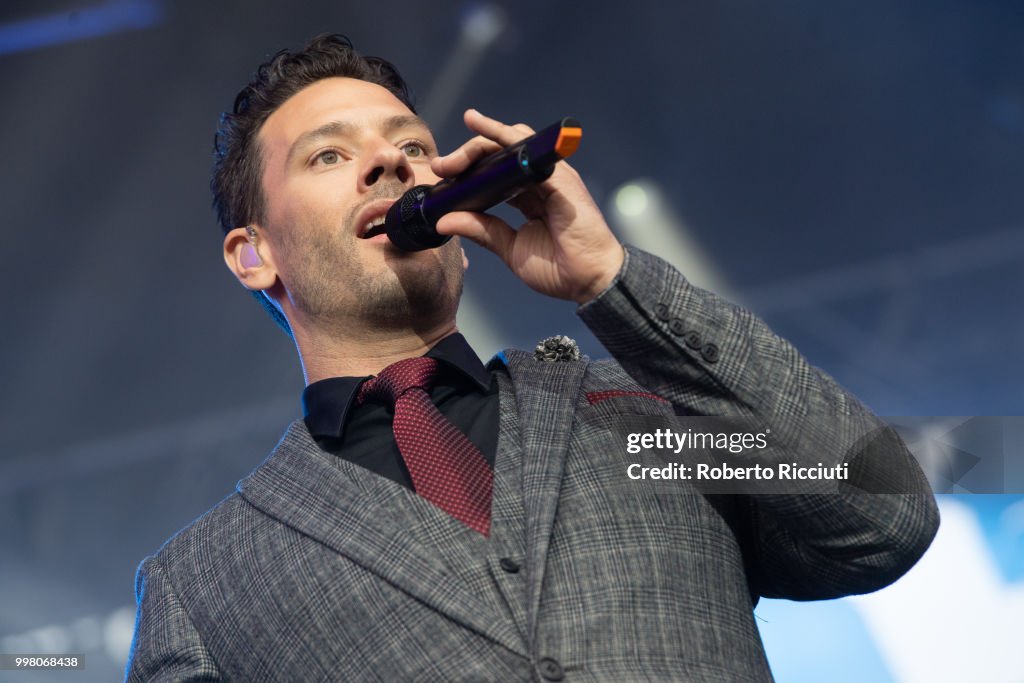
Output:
586,390,670,405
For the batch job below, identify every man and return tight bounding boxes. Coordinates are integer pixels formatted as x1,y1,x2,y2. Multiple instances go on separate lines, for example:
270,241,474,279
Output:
126,34,938,681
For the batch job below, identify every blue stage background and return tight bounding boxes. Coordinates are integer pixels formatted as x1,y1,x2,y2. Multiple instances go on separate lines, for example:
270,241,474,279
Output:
0,2,1021,681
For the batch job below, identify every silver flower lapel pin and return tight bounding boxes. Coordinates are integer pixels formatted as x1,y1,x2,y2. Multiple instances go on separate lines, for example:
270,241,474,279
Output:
534,335,582,362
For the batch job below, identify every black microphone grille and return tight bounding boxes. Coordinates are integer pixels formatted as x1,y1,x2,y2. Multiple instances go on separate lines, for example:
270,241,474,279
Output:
398,186,426,225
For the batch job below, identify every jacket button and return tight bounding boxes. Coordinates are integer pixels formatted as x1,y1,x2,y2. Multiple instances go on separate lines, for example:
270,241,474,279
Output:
683,330,702,350
654,303,671,321
701,342,720,363
668,318,686,335
499,557,520,573
538,657,565,681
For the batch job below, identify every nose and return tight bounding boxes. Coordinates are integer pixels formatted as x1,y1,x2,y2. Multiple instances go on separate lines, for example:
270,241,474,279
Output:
358,138,414,192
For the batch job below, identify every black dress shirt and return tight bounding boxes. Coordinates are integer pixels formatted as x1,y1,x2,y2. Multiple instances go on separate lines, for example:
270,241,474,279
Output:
302,333,500,490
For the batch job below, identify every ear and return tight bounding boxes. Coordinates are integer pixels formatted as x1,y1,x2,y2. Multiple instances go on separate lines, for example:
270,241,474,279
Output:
224,226,277,292
461,246,469,271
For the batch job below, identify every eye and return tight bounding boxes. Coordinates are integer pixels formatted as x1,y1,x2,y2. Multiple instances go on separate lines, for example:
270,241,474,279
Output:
313,149,341,166
400,141,428,158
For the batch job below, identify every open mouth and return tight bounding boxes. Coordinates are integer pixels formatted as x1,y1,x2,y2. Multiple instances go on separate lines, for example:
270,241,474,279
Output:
356,199,395,240
361,217,388,239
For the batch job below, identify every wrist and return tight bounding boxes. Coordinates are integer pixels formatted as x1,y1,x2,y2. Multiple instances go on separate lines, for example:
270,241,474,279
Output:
574,245,626,306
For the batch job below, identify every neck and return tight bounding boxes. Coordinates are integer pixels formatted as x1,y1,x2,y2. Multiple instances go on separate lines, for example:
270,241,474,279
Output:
293,317,460,384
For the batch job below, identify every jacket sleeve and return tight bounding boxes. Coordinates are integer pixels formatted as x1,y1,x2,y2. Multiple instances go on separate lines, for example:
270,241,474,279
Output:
577,245,940,600
125,555,221,682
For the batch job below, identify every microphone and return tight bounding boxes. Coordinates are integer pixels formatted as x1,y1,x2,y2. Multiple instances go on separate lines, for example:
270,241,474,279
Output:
381,117,582,251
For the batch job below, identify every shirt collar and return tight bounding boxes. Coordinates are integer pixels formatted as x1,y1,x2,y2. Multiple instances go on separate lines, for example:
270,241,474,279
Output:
301,332,490,439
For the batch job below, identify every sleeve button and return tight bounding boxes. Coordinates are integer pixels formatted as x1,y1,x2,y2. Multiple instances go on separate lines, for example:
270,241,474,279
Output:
701,342,720,363
668,318,686,335
538,657,565,681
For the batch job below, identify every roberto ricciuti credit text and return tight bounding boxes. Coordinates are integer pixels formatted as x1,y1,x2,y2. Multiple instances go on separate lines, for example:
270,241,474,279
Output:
626,462,850,481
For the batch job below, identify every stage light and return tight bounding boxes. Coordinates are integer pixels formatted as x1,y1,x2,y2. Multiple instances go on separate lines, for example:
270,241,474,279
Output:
0,0,163,56
614,184,649,217
608,178,733,298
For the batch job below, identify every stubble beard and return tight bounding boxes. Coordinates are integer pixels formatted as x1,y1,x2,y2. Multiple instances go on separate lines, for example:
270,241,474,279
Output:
280,210,464,336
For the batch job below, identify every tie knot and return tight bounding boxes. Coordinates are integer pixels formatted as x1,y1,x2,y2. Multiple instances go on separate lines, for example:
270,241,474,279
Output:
357,356,440,406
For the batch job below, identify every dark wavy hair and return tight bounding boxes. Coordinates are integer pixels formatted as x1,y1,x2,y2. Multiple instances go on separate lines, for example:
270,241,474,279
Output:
211,34,416,335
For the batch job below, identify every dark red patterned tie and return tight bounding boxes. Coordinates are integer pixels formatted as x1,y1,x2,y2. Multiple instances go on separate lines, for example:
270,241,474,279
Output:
356,357,492,536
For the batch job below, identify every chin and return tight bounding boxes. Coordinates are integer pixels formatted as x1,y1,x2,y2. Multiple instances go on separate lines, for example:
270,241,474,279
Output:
356,265,461,327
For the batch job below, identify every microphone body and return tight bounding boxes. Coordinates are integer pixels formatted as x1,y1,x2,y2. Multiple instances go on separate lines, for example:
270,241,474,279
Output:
384,117,582,251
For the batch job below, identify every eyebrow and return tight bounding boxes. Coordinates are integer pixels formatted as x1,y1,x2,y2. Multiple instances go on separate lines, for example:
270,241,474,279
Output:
285,114,431,166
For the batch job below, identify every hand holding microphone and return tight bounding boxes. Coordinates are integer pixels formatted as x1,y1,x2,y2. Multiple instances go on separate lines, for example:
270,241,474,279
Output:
417,109,624,306
382,116,583,251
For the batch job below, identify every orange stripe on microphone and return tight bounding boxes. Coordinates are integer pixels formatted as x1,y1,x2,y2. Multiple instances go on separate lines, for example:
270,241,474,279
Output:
554,126,582,158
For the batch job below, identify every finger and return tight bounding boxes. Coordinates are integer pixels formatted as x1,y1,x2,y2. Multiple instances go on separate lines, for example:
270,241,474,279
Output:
432,110,539,177
435,211,516,265
463,109,535,146
506,186,547,220
533,158,585,206
431,135,502,177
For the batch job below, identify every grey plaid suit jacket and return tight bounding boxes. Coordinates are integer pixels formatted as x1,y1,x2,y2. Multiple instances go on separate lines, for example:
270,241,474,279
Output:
126,247,938,682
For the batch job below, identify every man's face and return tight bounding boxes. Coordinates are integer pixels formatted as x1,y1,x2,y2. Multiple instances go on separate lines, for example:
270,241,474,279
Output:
255,77,464,334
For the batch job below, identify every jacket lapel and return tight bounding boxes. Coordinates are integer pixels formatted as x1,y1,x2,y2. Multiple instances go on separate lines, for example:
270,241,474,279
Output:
497,349,588,643
237,421,527,656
